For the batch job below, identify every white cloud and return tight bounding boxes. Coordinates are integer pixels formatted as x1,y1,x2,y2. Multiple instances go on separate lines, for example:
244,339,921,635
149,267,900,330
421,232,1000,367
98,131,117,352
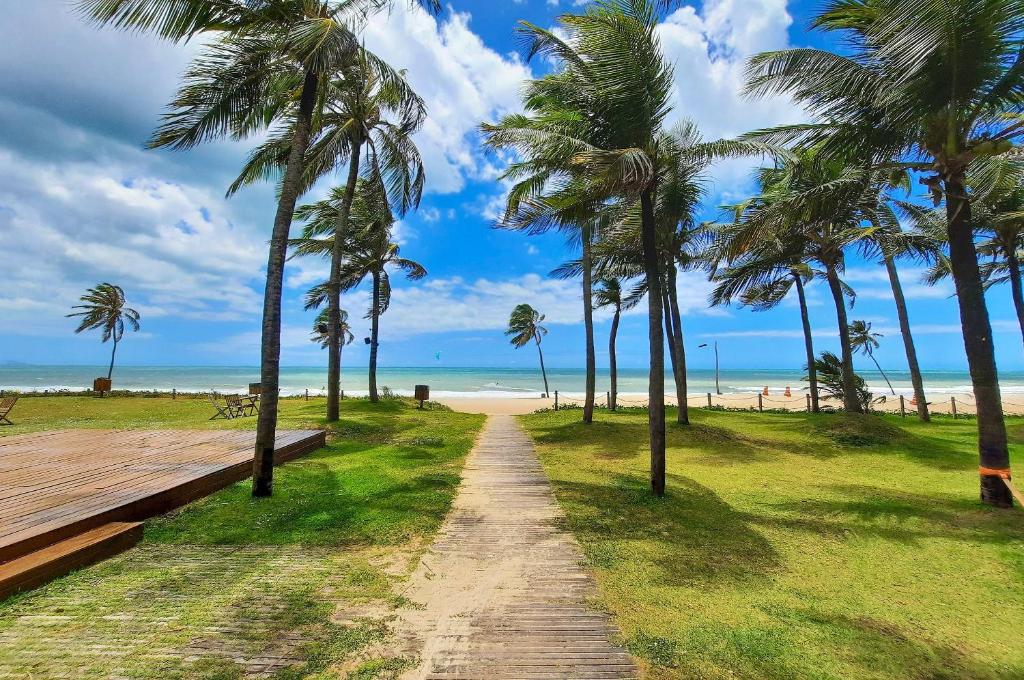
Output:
656,0,805,193
362,6,533,194
332,269,719,338
0,152,266,336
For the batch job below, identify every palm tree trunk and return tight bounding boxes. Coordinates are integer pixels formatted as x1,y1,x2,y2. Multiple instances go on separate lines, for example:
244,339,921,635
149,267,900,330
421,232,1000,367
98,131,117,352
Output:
327,142,362,422
107,337,118,381
609,307,620,410
869,352,896,394
535,334,550,397
582,226,596,424
369,270,381,403
944,172,1011,507
663,286,688,425
667,266,689,425
1006,250,1024,351
884,255,929,421
825,263,864,414
794,274,819,412
640,188,666,496
253,68,319,498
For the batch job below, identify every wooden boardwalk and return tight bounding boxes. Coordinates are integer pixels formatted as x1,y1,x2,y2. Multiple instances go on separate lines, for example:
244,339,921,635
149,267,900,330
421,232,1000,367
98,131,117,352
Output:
0,428,324,596
397,416,637,679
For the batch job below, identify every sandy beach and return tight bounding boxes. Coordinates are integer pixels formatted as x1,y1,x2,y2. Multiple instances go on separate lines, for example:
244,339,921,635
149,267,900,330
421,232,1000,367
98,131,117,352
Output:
437,391,1015,416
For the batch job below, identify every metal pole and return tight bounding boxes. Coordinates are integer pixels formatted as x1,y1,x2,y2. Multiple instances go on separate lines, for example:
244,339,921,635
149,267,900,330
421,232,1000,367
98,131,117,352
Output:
899,395,906,418
951,396,958,419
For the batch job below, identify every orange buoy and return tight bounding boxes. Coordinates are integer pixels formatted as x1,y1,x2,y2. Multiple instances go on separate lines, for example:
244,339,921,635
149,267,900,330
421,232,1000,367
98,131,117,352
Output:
784,386,792,397
762,386,769,396
910,395,918,406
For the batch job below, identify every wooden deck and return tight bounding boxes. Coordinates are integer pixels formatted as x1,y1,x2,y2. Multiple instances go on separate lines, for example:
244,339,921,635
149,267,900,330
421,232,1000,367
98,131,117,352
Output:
0,429,325,596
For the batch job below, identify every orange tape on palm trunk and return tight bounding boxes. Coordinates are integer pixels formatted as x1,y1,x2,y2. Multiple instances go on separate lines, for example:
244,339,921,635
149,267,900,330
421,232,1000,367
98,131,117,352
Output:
979,466,1011,479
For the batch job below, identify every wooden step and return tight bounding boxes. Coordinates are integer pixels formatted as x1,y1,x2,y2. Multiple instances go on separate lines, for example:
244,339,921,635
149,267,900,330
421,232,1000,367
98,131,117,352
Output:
0,522,143,600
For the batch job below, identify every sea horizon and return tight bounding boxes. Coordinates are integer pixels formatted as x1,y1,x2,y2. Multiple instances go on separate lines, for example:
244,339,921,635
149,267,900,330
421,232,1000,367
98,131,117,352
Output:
3,364,1022,398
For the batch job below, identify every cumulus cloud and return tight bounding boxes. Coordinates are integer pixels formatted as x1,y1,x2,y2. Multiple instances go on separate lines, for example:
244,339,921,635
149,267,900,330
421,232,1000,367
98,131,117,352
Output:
334,269,718,338
657,0,804,194
0,152,266,336
363,6,533,194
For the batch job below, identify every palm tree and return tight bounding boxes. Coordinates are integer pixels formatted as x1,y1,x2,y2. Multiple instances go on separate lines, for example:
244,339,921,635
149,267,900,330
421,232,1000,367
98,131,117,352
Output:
67,283,140,381
594,278,639,410
860,178,939,421
506,304,550,397
295,179,426,403
807,351,873,412
849,320,895,396
714,154,869,413
744,0,1024,506
312,307,353,349
481,0,676,495
233,47,426,422
709,235,822,413
76,0,441,498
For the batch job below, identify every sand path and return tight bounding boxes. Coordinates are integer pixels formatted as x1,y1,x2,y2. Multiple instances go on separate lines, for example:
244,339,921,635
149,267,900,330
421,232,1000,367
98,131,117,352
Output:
394,415,637,679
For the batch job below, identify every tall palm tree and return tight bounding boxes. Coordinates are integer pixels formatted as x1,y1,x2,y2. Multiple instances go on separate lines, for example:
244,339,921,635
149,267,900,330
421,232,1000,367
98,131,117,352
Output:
594,277,640,410
506,304,550,397
232,48,426,422
296,179,426,402
482,0,677,495
715,154,869,413
849,320,895,395
76,0,441,498
549,218,605,424
744,0,1024,506
859,178,939,421
708,235,822,413
67,283,141,382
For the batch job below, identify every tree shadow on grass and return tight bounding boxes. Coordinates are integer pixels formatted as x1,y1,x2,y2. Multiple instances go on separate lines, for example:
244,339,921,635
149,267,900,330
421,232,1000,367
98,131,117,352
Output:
146,438,463,547
775,607,1020,680
550,473,780,589
754,484,1024,547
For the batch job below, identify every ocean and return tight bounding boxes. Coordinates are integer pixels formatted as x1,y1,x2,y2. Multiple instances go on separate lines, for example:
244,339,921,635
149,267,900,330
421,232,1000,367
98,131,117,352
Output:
1,364,1020,399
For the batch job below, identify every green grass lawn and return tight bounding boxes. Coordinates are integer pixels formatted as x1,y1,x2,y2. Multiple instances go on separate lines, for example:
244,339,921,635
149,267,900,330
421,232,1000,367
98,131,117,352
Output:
0,395,484,679
521,408,1024,680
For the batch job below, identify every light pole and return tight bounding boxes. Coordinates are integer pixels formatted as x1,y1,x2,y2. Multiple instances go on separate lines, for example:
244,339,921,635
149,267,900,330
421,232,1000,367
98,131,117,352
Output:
698,341,721,395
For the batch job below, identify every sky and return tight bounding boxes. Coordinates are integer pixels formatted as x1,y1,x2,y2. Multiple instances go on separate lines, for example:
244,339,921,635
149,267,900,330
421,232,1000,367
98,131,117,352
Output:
0,0,1021,373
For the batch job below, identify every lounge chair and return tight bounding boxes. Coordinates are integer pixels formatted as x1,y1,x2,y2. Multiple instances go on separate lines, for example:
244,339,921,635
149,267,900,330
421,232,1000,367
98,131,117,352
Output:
208,393,239,420
0,396,16,425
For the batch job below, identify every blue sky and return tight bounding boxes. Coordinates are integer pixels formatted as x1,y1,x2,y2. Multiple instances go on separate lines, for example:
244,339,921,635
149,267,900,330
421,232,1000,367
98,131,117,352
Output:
0,0,1021,373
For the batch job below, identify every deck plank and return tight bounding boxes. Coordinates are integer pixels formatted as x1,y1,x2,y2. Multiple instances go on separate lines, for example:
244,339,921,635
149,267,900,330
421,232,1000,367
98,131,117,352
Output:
0,429,325,565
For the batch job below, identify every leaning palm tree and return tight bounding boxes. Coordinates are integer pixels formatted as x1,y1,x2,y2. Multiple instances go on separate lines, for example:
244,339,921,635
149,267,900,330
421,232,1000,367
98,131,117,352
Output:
715,153,870,413
481,2,773,492
744,0,1024,505
593,277,640,411
859,176,939,421
849,320,895,396
233,47,426,423
506,304,550,397
708,227,822,413
67,283,140,381
76,0,441,498
296,178,426,403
